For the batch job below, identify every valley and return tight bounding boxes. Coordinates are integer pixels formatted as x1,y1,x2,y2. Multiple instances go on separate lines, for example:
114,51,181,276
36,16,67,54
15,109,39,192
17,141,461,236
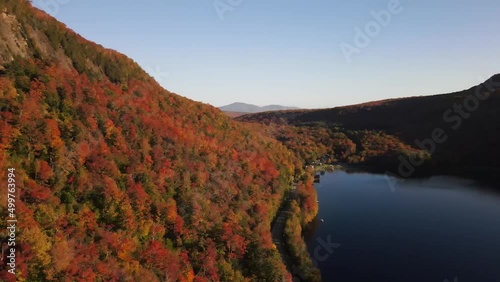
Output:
0,1,499,281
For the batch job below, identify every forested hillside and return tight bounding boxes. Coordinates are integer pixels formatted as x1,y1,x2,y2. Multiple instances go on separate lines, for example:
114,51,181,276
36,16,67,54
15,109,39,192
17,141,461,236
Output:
0,1,306,280
238,77,500,180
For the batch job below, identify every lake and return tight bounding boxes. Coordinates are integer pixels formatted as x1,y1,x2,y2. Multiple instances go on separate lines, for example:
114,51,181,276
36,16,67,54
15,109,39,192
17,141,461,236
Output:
305,171,500,282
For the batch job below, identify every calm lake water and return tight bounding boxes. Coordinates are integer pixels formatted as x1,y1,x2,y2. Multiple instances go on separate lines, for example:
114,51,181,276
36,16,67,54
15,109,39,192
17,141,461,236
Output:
305,171,500,282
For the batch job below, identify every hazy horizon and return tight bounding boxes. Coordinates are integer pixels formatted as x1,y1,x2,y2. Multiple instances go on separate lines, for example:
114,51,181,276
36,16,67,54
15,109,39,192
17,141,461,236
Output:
33,0,500,109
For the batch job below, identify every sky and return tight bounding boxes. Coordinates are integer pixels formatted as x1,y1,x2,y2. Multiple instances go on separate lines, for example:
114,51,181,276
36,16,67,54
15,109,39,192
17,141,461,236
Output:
33,0,500,109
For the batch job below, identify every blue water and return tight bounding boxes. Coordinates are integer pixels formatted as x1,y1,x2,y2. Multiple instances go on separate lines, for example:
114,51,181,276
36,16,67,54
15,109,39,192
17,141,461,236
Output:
305,171,500,282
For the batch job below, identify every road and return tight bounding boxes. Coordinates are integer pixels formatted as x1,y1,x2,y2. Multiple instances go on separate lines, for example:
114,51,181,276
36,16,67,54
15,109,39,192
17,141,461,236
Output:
271,184,305,281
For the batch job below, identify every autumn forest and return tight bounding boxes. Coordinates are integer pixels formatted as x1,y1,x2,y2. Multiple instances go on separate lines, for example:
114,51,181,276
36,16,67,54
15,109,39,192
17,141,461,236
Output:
0,1,321,280
1,0,500,281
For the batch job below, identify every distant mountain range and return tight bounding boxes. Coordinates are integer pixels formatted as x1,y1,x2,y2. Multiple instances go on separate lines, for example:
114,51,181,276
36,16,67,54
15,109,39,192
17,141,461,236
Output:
219,102,299,113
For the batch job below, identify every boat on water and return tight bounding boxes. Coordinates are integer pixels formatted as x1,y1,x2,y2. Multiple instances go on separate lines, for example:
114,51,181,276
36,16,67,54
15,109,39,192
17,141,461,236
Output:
314,174,320,183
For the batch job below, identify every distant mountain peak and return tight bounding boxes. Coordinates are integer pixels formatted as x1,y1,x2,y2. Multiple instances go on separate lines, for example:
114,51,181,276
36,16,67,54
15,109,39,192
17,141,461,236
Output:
219,102,299,113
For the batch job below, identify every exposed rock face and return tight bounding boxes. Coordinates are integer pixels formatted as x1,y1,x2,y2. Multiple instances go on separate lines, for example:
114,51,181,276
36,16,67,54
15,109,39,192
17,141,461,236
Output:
0,10,29,66
0,9,73,70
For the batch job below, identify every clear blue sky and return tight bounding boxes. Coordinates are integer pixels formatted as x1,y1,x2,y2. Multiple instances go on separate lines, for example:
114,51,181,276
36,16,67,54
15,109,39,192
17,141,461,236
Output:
34,0,500,109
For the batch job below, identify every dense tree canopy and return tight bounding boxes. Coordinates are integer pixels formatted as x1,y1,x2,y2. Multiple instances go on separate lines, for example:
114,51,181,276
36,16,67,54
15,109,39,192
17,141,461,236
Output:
0,1,302,280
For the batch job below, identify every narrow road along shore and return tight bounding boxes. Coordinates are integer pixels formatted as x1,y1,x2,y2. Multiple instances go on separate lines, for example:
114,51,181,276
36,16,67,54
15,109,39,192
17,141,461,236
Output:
271,184,305,281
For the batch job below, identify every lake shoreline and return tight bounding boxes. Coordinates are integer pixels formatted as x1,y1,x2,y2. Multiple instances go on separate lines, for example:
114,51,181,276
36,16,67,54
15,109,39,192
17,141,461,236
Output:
314,162,498,188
